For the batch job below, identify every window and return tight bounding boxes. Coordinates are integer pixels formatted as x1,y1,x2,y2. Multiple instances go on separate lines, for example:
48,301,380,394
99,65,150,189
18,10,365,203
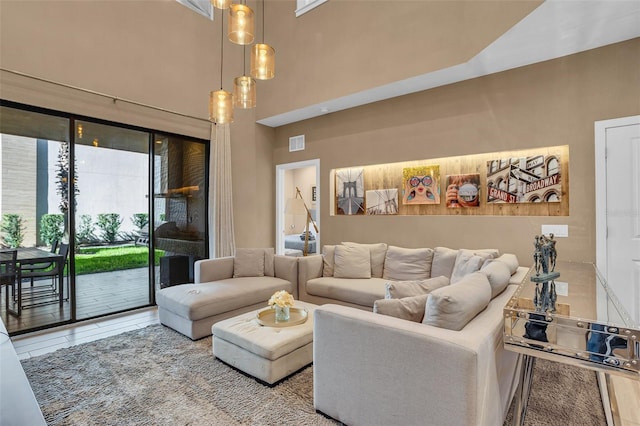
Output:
176,0,213,20
547,157,560,176
296,0,328,17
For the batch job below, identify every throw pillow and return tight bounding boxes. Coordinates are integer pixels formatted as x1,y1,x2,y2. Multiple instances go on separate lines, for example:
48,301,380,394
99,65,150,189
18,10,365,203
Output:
493,253,519,275
233,248,265,278
322,245,336,277
373,294,430,323
264,248,275,277
342,242,388,278
450,249,497,284
431,247,459,278
423,272,492,331
385,276,450,299
480,259,512,298
333,244,372,279
382,246,434,281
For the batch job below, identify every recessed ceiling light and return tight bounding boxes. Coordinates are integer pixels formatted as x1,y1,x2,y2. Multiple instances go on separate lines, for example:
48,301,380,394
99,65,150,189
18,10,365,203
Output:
320,107,329,113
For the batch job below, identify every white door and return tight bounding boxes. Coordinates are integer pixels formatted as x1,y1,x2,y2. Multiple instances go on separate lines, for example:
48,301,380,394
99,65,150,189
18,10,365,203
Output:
595,116,640,325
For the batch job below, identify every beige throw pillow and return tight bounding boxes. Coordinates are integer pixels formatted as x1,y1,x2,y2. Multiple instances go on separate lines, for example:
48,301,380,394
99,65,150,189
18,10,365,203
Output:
480,259,512,298
333,244,372,279
493,253,519,275
374,294,429,323
423,272,491,331
322,245,336,277
382,246,433,281
431,247,459,279
342,242,388,278
233,248,265,278
450,249,497,284
264,248,275,277
385,276,450,299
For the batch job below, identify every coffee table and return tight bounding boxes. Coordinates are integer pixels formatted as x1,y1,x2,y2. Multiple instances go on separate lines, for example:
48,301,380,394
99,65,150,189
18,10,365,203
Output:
504,261,639,425
211,301,317,385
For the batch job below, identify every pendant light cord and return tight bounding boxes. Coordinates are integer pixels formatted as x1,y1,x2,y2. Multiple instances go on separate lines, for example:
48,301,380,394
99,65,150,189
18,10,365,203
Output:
262,0,265,43
220,11,224,90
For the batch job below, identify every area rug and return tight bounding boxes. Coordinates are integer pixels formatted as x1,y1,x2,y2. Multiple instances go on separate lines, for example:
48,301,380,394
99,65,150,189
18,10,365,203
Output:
21,324,605,426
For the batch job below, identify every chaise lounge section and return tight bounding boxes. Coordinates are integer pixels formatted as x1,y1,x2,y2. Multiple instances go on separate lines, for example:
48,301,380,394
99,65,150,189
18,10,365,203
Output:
156,248,298,340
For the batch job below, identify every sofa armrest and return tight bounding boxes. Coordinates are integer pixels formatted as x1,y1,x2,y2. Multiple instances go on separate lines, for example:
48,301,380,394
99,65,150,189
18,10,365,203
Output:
313,286,519,426
297,255,323,300
194,257,234,283
274,255,299,297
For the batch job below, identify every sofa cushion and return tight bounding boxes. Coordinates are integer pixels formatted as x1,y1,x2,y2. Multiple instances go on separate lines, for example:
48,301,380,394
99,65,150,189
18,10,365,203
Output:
423,272,492,331
306,277,388,307
373,294,429,322
480,259,512,298
264,248,275,277
233,248,265,278
382,246,433,281
342,242,388,278
431,247,458,278
384,276,450,299
322,245,336,277
450,249,499,284
333,244,372,279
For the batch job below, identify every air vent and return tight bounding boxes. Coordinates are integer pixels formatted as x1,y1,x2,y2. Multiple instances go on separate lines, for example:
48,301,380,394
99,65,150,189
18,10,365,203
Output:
289,135,305,152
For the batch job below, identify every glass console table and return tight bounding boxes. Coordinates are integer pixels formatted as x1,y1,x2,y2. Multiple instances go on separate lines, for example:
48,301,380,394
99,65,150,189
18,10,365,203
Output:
504,260,639,426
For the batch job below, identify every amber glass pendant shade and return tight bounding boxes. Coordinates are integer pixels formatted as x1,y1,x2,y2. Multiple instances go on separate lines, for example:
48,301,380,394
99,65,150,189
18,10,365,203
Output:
228,4,254,45
209,90,234,124
233,76,256,109
250,43,275,80
211,0,231,9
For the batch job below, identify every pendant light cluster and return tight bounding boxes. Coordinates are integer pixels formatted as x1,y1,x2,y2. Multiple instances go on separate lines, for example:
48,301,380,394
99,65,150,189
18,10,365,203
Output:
209,0,275,124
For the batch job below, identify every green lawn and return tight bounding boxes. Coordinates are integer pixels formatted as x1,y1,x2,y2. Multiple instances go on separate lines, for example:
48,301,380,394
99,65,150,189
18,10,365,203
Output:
74,245,164,275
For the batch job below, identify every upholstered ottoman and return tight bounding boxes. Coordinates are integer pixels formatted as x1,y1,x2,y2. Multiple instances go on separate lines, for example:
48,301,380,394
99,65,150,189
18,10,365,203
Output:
211,301,317,385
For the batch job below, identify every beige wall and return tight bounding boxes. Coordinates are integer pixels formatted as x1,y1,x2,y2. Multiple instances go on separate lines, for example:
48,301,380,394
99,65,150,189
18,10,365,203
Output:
2,1,639,262
274,39,640,265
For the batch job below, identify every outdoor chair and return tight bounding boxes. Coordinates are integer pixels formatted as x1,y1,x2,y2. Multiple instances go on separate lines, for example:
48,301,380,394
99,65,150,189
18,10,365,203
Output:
20,243,69,305
21,240,59,288
0,249,21,317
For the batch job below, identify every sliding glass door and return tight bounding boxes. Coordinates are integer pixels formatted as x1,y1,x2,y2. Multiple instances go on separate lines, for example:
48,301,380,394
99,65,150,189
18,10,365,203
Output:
0,101,208,335
73,120,152,319
0,105,72,332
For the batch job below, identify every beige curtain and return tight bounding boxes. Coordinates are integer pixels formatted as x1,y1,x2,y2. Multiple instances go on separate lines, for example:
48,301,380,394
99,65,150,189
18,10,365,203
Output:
209,123,236,258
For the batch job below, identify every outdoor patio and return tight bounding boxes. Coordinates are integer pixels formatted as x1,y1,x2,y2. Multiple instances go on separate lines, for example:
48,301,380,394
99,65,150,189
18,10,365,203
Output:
1,267,156,335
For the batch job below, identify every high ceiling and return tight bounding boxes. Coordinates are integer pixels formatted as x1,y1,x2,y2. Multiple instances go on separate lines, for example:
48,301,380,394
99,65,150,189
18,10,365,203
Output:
258,0,640,127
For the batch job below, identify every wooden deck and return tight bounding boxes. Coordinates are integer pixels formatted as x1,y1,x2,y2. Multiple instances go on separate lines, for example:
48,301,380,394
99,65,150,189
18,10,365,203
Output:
1,267,156,335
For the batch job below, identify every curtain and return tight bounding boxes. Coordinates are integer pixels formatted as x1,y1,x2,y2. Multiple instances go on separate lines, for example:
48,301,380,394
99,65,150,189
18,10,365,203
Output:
209,123,236,258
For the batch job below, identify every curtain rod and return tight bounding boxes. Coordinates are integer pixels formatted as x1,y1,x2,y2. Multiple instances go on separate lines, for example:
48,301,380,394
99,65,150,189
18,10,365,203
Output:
1,68,210,123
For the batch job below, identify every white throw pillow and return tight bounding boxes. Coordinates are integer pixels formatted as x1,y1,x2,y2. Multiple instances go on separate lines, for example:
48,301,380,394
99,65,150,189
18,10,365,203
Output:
342,242,388,278
480,259,512,298
374,294,430,323
333,244,372,279
423,272,492,331
385,276,450,299
233,248,265,278
382,246,433,281
450,249,497,284
431,247,458,278
493,253,519,275
322,245,336,277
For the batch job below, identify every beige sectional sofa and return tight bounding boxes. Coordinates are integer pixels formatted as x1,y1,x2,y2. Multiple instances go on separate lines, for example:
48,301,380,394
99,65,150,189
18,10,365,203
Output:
157,248,298,340
300,242,528,426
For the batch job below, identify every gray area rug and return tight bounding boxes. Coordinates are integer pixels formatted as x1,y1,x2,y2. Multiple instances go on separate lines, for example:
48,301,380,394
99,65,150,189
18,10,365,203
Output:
21,324,605,426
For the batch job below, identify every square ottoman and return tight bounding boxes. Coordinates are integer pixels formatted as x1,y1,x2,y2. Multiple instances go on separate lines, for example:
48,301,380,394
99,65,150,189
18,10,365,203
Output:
211,301,317,385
